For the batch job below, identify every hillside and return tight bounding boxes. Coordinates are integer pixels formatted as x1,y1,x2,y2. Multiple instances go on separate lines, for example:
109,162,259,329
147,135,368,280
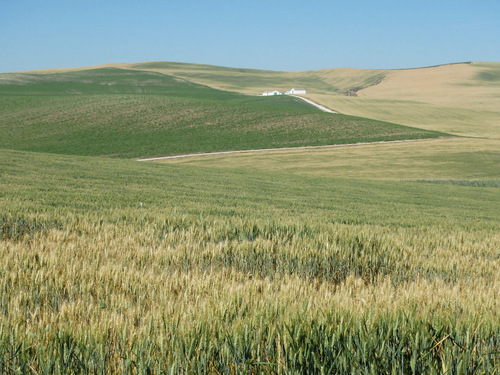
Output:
309,62,500,138
21,61,500,138
0,67,445,158
128,61,500,138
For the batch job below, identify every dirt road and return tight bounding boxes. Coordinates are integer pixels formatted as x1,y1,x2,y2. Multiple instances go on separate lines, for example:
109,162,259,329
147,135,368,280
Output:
291,95,337,113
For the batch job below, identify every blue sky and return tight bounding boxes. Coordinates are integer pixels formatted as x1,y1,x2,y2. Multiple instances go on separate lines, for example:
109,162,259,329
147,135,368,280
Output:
1,0,499,73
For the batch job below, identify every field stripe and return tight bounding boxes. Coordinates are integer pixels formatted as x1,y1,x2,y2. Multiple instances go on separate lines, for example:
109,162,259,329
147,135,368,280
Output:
136,137,452,162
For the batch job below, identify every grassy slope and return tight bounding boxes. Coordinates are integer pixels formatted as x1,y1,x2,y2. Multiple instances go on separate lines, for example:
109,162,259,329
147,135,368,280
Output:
122,61,500,138
1,148,499,372
128,61,388,96
124,61,500,186
18,61,500,137
0,68,445,158
3,148,499,227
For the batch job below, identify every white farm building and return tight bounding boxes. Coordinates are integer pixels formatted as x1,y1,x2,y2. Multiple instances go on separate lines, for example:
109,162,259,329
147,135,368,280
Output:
287,88,306,95
262,90,285,96
262,88,306,96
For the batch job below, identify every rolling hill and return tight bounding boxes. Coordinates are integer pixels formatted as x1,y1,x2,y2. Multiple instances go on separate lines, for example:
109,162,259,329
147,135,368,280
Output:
0,67,446,158
125,61,500,138
20,60,500,138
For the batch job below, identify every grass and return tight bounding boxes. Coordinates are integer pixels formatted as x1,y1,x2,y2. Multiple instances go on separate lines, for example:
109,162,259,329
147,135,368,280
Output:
0,148,499,373
307,94,500,138
122,61,500,138
118,61,342,94
1,62,499,373
416,179,500,188
167,137,500,181
0,68,446,158
127,62,391,96
298,62,500,138
16,61,500,139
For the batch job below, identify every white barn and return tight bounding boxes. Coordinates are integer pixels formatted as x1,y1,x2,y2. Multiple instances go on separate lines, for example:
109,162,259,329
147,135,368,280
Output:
262,88,306,96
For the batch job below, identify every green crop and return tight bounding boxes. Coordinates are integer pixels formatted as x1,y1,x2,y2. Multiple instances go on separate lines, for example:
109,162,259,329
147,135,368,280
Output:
0,149,498,373
0,68,446,159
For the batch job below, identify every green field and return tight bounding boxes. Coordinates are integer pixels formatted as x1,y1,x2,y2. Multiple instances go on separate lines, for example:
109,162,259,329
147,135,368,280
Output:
1,63,499,373
0,68,446,158
1,148,499,373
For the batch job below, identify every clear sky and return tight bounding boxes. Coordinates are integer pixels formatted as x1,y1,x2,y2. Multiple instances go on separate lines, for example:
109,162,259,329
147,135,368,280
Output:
1,0,499,73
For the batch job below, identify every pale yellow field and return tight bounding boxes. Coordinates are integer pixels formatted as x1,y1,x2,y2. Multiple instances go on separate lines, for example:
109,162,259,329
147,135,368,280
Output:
308,62,500,138
163,137,500,181
20,62,131,74
308,94,500,137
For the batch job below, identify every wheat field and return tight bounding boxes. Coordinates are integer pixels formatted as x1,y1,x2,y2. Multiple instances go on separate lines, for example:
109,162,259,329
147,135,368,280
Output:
1,148,499,373
1,61,499,373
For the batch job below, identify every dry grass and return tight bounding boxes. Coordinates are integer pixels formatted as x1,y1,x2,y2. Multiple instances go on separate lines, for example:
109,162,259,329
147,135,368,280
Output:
16,63,131,75
306,94,500,137
359,63,496,108
162,137,500,182
308,63,500,138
